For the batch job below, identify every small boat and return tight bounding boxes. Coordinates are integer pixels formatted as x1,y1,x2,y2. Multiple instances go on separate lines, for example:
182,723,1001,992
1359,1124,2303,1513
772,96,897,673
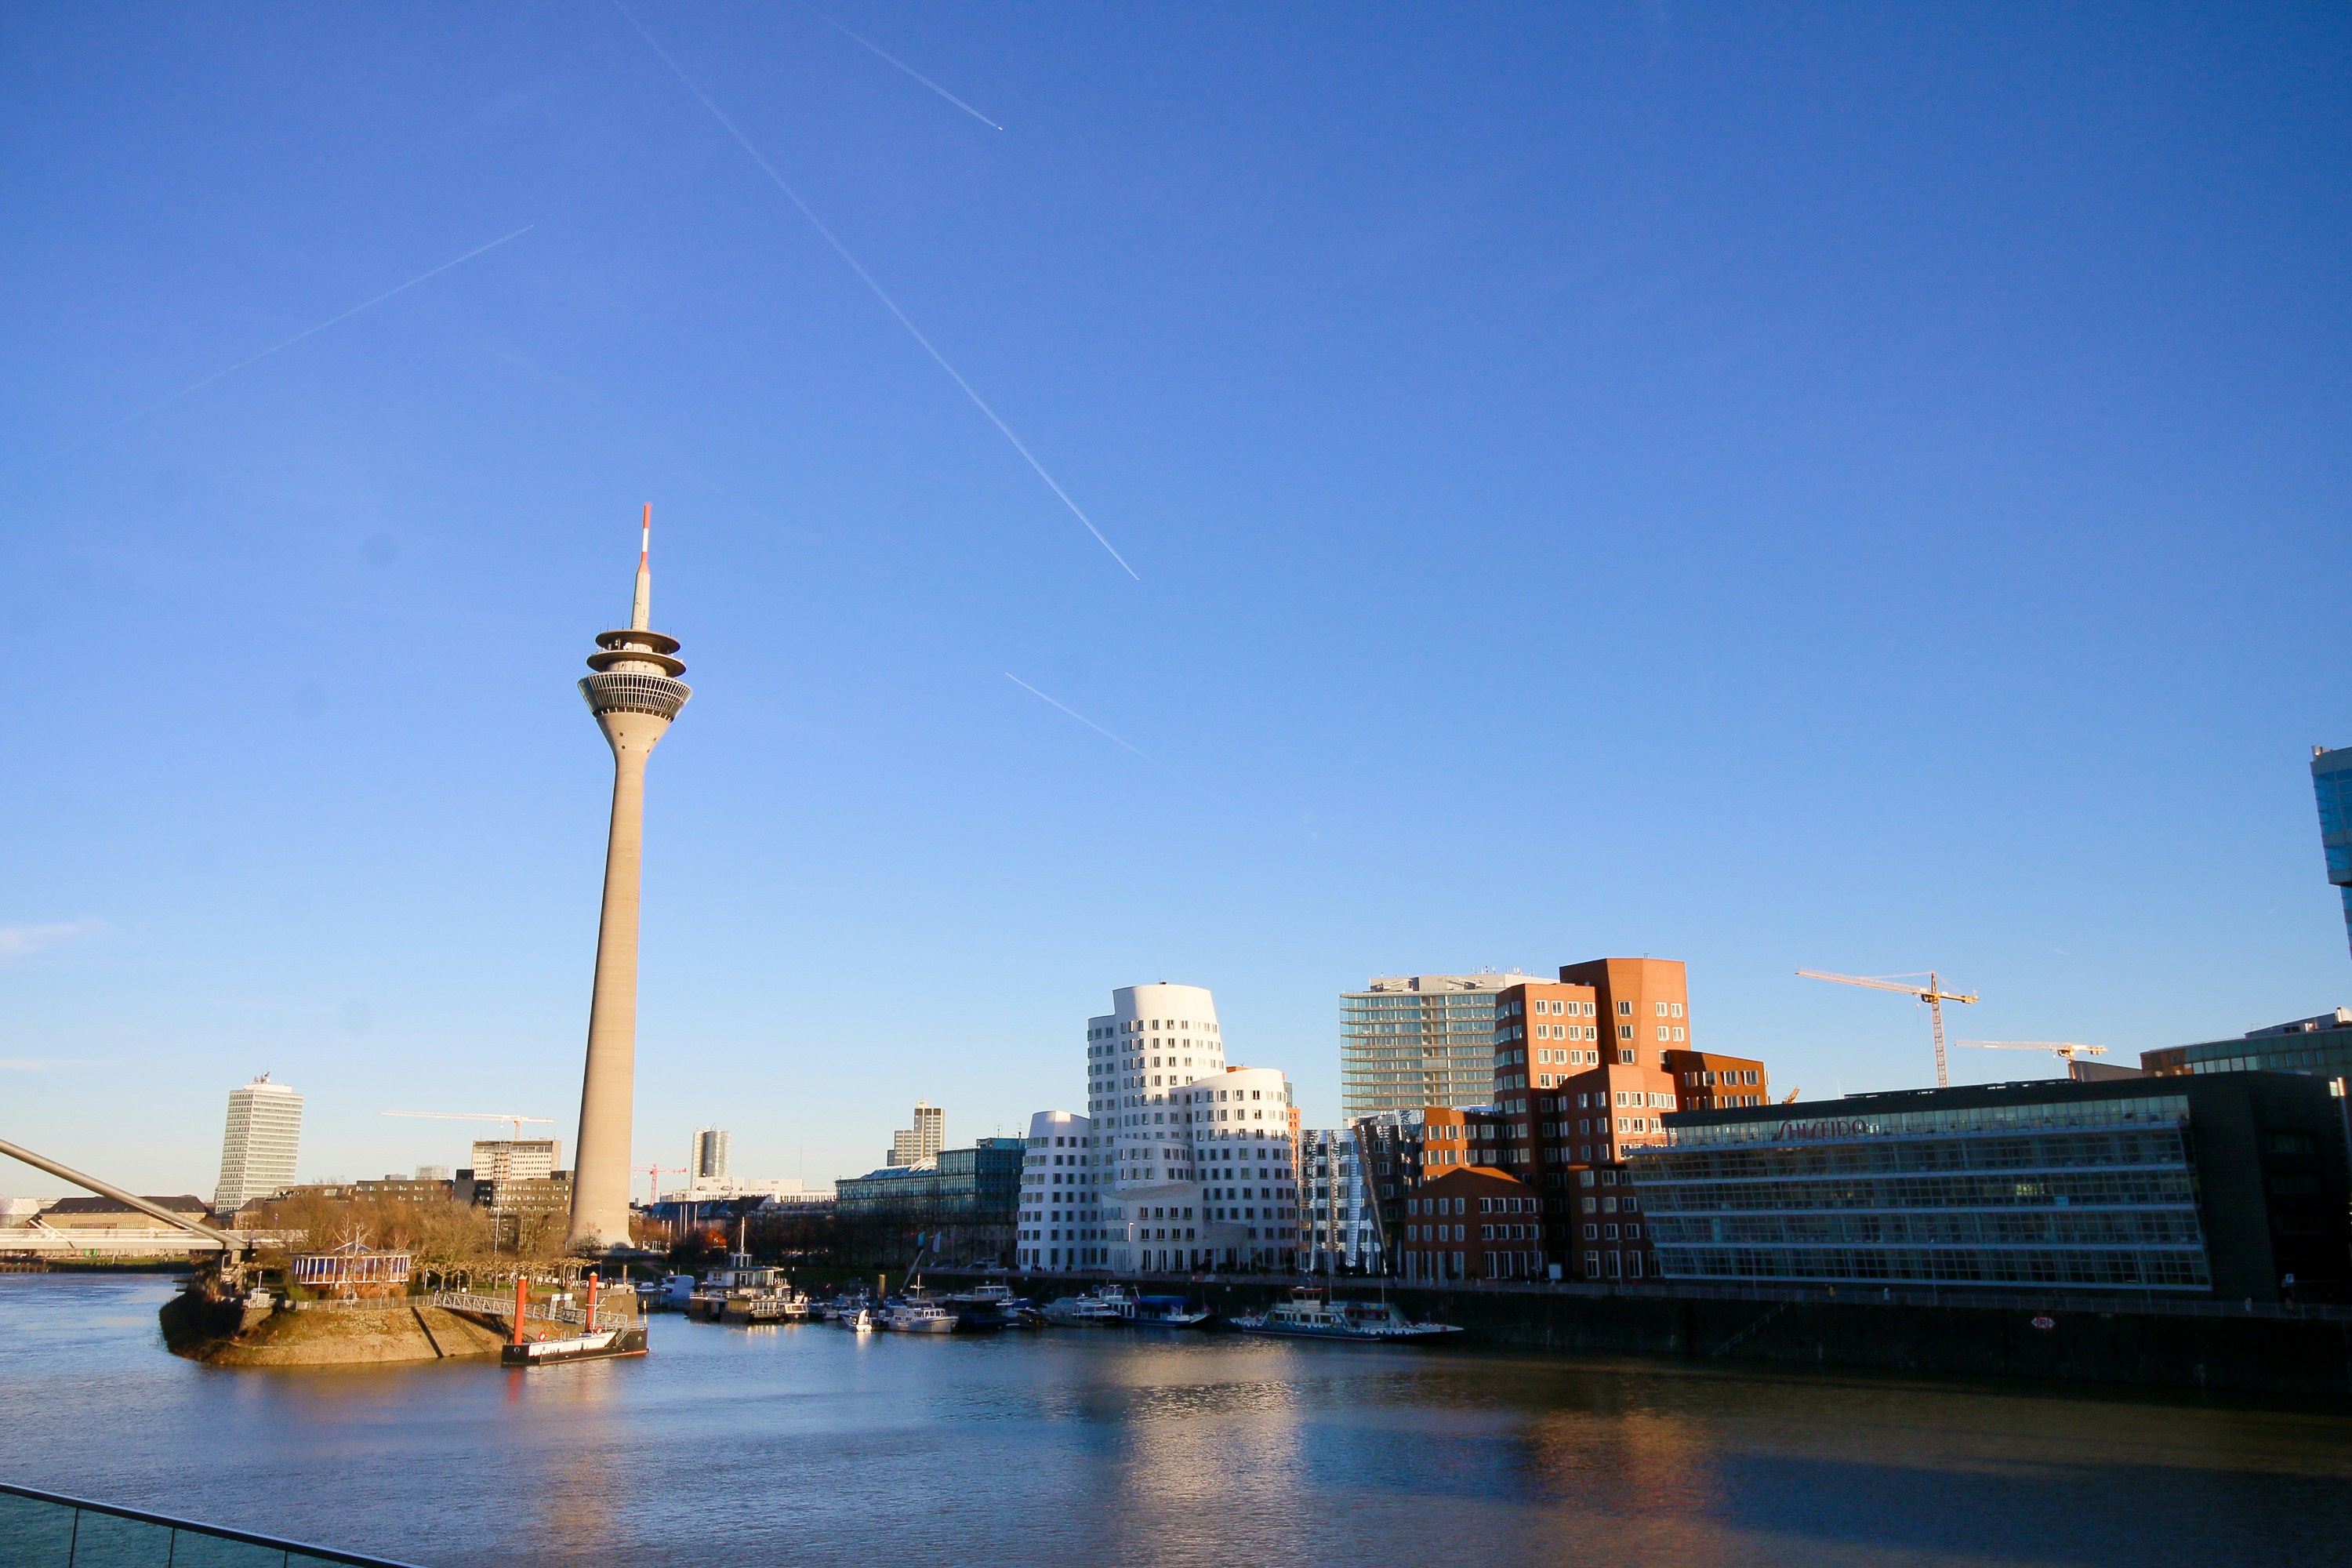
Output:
1040,1289,1127,1327
501,1324,649,1366
1231,1288,1461,1343
1130,1293,1213,1328
835,1305,877,1334
880,1298,957,1334
943,1283,1024,1331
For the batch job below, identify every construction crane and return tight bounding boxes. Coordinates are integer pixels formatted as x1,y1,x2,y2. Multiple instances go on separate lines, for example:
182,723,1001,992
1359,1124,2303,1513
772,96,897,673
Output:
631,1165,674,1207
383,1111,555,1142
1958,1040,2108,1065
1797,970,1980,1089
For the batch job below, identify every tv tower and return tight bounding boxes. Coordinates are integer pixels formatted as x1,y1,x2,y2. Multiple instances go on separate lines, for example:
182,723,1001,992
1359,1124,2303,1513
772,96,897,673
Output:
567,506,690,1250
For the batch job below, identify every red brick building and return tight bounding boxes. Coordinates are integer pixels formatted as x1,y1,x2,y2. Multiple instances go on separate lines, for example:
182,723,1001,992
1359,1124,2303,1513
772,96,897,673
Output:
1357,957,1769,1284
1497,959,1767,1283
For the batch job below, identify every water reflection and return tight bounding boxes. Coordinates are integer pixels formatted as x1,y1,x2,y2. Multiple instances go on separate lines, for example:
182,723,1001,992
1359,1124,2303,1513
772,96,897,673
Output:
2,1276,2346,1567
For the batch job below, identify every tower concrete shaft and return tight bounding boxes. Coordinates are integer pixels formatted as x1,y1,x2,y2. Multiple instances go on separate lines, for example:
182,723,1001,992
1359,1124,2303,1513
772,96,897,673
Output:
567,507,690,1250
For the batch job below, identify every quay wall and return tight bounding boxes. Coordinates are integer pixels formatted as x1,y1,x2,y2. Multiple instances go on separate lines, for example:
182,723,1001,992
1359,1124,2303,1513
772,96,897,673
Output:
935,1271,2352,1399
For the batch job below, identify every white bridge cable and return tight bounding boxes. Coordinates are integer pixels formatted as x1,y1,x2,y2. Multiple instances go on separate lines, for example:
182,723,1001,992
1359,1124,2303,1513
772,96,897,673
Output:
612,2,1138,581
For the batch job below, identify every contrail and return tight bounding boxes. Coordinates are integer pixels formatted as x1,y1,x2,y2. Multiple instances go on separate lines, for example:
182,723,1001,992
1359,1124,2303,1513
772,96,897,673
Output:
801,2,1004,131
612,2,1138,581
1005,674,1221,802
49,225,534,459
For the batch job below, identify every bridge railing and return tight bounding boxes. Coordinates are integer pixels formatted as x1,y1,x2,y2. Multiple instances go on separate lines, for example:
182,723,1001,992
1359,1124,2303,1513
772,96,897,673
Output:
0,1480,415,1567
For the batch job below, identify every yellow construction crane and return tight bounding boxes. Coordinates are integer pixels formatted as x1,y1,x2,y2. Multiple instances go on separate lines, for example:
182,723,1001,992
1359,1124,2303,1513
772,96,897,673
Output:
1957,1040,2107,1065
1797,970,1980,1089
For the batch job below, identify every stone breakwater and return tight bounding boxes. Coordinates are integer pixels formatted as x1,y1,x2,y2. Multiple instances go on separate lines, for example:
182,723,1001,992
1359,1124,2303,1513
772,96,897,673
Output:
158,1293,508,1367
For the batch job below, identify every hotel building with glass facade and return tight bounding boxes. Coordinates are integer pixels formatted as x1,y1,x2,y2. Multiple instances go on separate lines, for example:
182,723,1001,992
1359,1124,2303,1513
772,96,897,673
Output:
1630,1074,2350,1302
1341,972,1545,1121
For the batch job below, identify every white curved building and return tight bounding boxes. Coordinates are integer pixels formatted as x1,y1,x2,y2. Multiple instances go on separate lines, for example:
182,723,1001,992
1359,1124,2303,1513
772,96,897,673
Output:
1065,983,1301,1275
1017,1109,1098,1272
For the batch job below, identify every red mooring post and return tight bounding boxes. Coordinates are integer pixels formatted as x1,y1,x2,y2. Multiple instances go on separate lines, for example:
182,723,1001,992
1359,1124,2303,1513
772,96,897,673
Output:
512,1276,528,1345
586,1275,601,1331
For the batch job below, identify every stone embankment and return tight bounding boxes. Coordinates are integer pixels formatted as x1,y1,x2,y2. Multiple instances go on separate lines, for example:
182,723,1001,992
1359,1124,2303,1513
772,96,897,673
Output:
938,1271,2352,1399
159,1293,508,1367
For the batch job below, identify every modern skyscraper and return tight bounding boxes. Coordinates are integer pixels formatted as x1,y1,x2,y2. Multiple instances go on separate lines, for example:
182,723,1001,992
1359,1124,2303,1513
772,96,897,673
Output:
1340,972,1544,1120
213,1074,303,1212
2314,745,2352,960
567,508,691,1250
887,1102,945,1167
691,1127,730,1180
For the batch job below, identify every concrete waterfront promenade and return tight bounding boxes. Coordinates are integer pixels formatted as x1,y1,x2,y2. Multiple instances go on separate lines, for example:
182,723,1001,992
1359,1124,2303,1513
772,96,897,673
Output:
939,1270,2352,1398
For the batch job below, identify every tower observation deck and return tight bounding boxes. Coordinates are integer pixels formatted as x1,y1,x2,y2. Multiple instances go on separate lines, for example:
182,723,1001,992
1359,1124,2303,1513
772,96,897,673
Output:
568,506,690,1250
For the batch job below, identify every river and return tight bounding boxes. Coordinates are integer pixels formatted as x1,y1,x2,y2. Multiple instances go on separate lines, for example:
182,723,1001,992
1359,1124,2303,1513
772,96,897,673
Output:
2,1274,2348,1566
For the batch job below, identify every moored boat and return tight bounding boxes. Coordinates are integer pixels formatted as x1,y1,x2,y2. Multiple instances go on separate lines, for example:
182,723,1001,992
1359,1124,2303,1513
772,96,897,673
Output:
880,1298,957,1334
1040,1288,1127,1326
1231,1288,1461,1343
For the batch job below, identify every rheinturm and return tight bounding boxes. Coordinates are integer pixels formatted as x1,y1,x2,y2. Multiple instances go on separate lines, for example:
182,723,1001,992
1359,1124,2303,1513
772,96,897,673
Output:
567,506,691,1250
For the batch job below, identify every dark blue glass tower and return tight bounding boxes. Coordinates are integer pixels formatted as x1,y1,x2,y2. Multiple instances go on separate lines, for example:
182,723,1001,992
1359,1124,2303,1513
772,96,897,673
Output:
2314,744,2352,960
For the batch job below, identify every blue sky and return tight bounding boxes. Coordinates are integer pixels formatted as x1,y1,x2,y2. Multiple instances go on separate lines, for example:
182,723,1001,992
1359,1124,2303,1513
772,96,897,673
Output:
4,3,2347,1195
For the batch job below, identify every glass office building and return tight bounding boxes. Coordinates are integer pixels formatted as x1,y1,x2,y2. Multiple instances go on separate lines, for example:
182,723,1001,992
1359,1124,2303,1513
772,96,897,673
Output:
1341,973,1541,1120
1631,1075,2350,1301
2142,1008,2352,1083
836,1138,1023,1269
2315,744,2352,959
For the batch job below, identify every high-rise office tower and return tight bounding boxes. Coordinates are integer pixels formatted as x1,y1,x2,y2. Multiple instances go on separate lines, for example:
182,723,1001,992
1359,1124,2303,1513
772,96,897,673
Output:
887,1102,945,1167
212,1074,303,1212
692,1127,730,1181
2314,745,2352,960
1340,973,1544,1120
566,508,691,1250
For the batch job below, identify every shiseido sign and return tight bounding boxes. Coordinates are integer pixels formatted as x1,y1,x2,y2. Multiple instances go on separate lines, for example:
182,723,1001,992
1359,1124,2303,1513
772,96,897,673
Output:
1773,1117,1879,1142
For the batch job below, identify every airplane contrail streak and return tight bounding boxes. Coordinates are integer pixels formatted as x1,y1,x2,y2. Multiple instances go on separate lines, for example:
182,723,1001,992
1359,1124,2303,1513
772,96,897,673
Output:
801,2,1005,130
1005,673,1221,802
49,225,535,459
613,2,1138,581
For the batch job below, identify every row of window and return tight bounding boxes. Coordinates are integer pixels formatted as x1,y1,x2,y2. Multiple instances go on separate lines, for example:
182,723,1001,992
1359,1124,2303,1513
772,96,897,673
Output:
1651,1208,2206,1247
1653,1243,2212,1289
1664,1095,2191,1150
1639,1129,2191,1184
1639,1169,2199,1213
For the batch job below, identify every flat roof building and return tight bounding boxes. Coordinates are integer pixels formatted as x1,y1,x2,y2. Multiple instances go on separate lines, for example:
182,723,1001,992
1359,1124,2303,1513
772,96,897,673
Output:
1341,973,1545,1121
1631,1073,2352,1303
212,1074,302,1214
887,1102,945,1168
2143,1008,2352,1088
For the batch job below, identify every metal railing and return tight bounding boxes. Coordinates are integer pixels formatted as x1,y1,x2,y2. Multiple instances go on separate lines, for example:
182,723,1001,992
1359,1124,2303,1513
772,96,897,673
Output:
428,1290,634,1327
0,1480,416,1566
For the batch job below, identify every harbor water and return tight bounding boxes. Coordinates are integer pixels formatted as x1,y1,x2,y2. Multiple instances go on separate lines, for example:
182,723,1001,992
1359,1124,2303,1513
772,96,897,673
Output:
3,1273,2349,1566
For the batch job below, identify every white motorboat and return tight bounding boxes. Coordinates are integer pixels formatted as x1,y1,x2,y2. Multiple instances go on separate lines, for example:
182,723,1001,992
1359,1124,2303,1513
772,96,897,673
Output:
1040,1289,1127,1326
1232,1288,1462,1343
880,1299,956,1334
834,1306,876,1334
